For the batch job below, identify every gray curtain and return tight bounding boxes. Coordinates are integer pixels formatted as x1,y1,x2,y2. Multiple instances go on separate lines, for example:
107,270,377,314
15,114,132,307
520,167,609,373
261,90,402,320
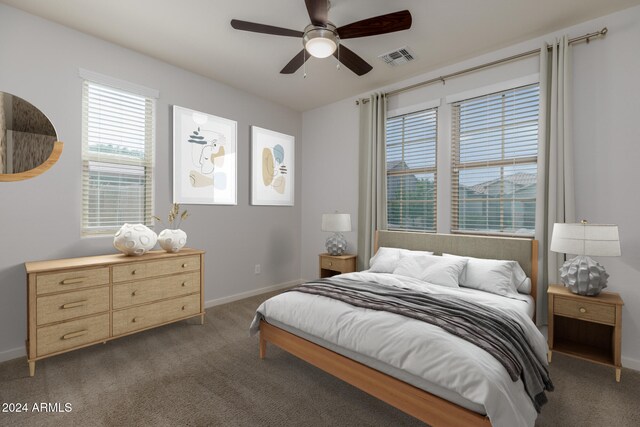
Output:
357,93,387,270
535,36,576,322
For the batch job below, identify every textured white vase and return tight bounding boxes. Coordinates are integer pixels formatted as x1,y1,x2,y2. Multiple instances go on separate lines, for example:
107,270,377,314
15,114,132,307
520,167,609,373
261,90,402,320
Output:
158,229,188,253
113,223,158,256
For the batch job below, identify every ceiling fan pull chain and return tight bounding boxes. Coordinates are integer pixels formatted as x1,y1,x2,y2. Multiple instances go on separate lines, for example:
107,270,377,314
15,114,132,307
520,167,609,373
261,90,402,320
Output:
304,49,307,78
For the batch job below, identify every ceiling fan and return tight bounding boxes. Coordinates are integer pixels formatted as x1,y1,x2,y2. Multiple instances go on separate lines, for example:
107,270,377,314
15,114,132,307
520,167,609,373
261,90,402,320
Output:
230,0,412,76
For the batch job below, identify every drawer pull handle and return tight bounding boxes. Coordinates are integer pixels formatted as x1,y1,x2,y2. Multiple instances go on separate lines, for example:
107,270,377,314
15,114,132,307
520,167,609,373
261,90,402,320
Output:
579,307,587,313
132,291,138,296
62,330,88,340
182,263,188,268
328,262,333,266
61,300,87,309
60,277,86,285
131,270,137,275
182,282,187,287
182,305,186,311
132,317,142,323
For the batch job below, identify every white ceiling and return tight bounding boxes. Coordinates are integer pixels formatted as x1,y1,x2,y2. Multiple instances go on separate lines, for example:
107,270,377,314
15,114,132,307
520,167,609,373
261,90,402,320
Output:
3,0,639,111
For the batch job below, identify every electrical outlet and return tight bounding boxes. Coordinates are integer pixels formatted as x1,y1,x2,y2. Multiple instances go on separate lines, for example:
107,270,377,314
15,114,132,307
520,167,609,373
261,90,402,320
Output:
254,264,261,275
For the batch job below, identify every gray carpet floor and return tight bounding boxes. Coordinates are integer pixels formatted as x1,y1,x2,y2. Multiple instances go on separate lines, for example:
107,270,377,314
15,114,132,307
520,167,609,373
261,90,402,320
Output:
1,290,639,427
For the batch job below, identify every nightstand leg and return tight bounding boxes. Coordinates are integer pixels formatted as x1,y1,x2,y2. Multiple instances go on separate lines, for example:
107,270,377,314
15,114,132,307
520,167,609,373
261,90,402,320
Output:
547,350,552,363
28,361,35,377
200,314,205,325
616,368,621,382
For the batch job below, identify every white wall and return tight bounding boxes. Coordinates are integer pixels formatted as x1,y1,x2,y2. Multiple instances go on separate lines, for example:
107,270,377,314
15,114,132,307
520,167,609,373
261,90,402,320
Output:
301,5,640,369
0,4,302,361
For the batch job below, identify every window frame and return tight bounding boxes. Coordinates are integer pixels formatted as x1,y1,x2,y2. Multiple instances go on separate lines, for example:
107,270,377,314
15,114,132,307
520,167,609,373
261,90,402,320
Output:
385,106,438,233
450,83,540,237
80,72,157,237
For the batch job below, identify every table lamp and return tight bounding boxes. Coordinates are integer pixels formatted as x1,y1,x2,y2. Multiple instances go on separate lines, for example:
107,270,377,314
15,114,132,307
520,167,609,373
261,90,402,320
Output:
322,213,351,256
550,221,621,296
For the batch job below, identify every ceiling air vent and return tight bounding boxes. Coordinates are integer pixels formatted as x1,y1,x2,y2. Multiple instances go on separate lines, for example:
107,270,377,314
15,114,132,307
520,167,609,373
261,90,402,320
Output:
378,47,415,66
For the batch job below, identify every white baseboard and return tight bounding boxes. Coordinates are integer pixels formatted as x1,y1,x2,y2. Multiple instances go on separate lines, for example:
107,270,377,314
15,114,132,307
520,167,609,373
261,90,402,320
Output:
0,346,25,363
622,356,640,372
204,279,303,308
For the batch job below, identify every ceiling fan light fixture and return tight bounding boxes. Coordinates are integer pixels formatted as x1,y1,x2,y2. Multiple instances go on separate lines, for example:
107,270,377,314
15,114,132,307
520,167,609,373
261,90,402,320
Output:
303,24,338,58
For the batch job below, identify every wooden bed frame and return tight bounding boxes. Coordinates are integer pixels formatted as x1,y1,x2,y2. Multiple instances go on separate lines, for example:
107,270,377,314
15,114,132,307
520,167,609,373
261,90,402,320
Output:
259,231,538,427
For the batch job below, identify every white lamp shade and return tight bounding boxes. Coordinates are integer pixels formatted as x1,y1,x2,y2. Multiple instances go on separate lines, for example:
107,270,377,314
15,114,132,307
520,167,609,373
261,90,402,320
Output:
322,213,351,232
550,223,621,256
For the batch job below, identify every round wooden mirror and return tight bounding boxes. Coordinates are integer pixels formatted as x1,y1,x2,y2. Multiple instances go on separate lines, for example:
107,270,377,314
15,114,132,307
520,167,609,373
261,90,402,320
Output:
0,91,63,182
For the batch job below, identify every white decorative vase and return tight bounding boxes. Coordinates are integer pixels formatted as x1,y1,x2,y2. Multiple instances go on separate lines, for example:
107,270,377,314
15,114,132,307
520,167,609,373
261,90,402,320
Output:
158,229,187,253
113,223,157,256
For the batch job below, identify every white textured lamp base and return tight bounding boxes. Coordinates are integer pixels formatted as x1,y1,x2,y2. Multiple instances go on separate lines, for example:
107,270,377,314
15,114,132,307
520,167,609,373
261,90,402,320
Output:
559,255,609,296
325,233,347,256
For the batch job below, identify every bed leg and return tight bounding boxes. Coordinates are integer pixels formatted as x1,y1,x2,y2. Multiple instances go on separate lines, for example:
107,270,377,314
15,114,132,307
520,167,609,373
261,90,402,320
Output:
259,334,267,359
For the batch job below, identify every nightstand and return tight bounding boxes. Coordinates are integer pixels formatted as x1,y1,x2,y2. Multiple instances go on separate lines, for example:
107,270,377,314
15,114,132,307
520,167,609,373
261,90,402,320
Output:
547,284,624,382
319,253,356,278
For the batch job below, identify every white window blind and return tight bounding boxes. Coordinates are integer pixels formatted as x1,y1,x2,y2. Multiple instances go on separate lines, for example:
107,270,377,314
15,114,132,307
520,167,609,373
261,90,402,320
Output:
386,108,437,232
81,80,155,236
451,83,539,236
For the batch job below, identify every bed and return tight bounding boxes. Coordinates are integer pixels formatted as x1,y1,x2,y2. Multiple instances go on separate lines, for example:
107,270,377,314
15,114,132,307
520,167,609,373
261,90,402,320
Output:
251,231,547,427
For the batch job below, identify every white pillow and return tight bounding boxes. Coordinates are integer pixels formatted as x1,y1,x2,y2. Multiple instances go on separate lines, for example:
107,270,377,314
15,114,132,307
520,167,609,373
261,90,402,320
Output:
368,247,434,273
392,254,467,288
443,254,524,296
519,278,532,295
369,247,403,273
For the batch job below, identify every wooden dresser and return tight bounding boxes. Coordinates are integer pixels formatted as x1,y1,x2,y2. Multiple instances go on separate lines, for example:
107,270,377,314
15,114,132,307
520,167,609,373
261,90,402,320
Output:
25,249,205,376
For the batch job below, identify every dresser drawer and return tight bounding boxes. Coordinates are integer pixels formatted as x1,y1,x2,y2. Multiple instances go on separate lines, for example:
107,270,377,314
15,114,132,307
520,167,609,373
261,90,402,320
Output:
36,313,109,357
112,255,200,283
36,267,110,295
37,286,109,326
112,293,201,336
554,296,615,325
112,272,200,309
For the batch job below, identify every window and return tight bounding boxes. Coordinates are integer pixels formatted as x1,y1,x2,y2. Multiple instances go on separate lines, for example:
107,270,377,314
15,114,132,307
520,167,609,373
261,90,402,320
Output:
385,108,437,232
451,83,539,236
81,79,155,235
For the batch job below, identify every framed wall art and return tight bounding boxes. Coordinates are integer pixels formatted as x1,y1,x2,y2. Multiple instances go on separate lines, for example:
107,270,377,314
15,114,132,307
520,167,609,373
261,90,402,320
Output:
251,126,294,206
173,105,237,205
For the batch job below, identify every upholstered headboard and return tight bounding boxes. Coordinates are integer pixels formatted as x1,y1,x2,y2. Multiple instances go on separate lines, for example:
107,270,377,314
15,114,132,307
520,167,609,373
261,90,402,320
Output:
375,231,538,310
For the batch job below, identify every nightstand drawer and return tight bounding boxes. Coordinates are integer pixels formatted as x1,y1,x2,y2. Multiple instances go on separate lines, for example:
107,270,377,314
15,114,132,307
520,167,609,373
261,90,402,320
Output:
320,256,348,272
554,296,615,325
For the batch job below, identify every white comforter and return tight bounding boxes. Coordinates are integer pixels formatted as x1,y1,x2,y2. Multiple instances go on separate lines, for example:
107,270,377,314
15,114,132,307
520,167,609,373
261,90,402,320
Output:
251,272,549,427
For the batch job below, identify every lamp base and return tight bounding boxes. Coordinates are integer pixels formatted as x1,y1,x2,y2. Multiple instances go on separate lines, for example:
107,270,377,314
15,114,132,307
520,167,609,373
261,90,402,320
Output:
325,233,347,256
559,255,609,296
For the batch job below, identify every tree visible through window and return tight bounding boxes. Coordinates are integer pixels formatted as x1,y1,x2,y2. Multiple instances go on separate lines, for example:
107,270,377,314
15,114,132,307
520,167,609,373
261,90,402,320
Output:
385,108,437,232
451,84,539,236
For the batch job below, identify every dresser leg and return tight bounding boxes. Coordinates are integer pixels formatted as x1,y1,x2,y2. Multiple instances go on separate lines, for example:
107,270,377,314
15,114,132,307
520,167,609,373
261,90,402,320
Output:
28,361,35,377
200,314,205,325
616,368,621,382
547,351,552,363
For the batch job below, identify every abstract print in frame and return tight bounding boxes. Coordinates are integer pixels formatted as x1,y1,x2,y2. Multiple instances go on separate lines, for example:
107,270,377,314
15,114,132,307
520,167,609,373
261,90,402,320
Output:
251,126,294,206
173,106,237,205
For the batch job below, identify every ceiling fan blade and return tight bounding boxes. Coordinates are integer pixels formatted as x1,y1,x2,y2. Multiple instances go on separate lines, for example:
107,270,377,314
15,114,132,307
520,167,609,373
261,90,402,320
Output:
230,19,303,37
334,45,373,76
305,0,329,26
337,10,412,39
280,50,310,74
